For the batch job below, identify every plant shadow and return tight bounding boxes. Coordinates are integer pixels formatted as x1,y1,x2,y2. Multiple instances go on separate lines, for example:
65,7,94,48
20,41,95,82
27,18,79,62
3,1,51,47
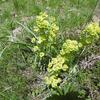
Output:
47,91,86,100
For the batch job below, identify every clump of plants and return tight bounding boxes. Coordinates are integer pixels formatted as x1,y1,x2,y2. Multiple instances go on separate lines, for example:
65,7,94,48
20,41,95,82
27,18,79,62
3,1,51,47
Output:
45,40,82,88
30,12,100,99
31,12,59,69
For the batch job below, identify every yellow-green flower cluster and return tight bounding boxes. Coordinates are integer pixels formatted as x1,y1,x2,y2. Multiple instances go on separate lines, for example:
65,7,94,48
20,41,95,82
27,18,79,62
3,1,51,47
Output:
31,12,59,58
60,39,82,55
48,55,68,73
45,55,68,88
80,22,100,44
45,39,82,88
35,12,59,31
45,75,61,88
35,12,49,29
33,12,59,42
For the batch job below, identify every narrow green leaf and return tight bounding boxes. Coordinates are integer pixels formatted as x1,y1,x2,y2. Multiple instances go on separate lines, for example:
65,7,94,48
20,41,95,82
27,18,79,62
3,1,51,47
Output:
17,21,38,40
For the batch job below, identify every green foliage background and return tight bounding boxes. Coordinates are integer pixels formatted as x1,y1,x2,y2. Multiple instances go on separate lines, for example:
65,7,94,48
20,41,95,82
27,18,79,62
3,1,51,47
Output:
0,0,100,100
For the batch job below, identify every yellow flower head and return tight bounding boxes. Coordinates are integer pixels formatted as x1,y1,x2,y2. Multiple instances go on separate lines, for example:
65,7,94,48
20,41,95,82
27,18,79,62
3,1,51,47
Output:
60,39,81,55
34,26,39,32
48,55,68,73
45,75,61,88
31,37,36,43
32,46,39,52
40,12,48,18
81,22,100,44
40,52,45,58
